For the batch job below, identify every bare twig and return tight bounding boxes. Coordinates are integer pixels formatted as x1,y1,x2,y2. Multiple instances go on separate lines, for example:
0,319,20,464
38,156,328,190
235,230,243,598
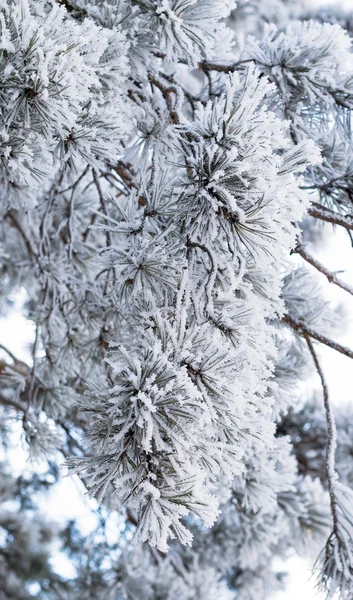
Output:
59,165,90,196
68,188,75,261
148,73,181,125
308,205,353,231
295,242,353,296
151,51,251,73
0,343,20,365
283,314,353,359
304,335,338,533
159,71,206,108
199,59,253,73
92,169,111,244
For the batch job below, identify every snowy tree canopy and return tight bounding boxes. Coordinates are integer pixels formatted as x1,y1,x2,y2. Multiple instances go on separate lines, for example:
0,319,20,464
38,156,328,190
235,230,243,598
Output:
1,0,353,598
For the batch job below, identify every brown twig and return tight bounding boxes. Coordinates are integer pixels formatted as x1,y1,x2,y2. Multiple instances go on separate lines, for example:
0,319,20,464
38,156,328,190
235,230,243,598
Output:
295,242,353,296
148,73,181,125
199,58,253,73
159,71,207,108
283,314,353,359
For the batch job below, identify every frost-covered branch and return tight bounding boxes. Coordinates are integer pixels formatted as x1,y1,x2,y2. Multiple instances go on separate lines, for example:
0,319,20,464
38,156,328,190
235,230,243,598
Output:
308,205,353,232
304,336,338,532
283,314,353,359
295,242,353,296
1,0,353,596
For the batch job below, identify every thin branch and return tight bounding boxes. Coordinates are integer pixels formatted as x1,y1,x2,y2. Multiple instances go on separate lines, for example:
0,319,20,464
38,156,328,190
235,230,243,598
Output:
148,73,181,125
186,239,217,314
59,165,90,196
0,343,20,365
151,51,251,73
25,323,40,423
0,392,25,413
199,59,252,73
92,169,111,245
92,169,116,294
149,74,180,125
311,202,342,214
295,242,353,296
308,205,353,231
6,210,38,258
304,335,338,533
68,188,75,261
283,314,353,359
159,71,207,108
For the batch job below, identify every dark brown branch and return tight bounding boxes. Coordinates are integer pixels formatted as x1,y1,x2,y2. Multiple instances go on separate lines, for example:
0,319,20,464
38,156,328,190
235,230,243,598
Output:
295,243,353,296
199,59,252,73
159,71,207,107
148,73,181,125
283,314,353,359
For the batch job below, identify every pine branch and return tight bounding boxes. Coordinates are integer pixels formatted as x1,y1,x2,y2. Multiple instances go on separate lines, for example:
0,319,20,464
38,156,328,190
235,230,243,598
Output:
126,508,188,577
283,314,353,359
295,242,353,296
304,336,338,533
59,165,90,196
300,178,352,194
26,323,40,421
186,239,216,314
0,358,29,378
308,205,353,231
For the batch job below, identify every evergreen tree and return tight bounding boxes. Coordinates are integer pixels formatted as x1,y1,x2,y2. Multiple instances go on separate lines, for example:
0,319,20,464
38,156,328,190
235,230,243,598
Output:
1,0,353,597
